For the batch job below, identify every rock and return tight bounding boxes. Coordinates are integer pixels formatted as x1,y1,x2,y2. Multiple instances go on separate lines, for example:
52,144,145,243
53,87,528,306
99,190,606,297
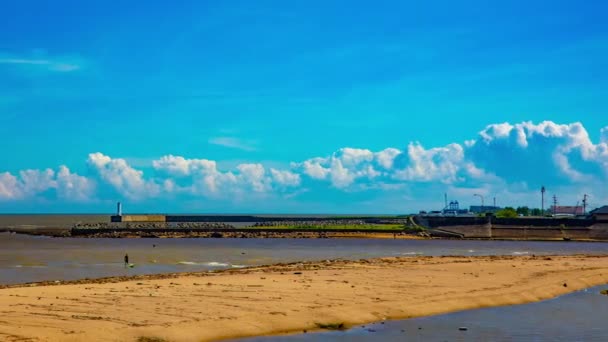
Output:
600,290,608,296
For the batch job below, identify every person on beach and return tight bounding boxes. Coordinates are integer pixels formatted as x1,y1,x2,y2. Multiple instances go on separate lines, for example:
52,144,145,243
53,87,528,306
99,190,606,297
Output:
124,253,129,268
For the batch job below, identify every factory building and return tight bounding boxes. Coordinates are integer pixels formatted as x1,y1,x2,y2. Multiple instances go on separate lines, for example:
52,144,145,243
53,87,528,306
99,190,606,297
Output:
551,205,584,216
590,206,608,221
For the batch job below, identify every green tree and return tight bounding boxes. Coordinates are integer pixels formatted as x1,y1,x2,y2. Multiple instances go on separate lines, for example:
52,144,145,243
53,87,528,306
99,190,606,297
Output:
530,208,543,216
516,206,530,216
497,207,518,218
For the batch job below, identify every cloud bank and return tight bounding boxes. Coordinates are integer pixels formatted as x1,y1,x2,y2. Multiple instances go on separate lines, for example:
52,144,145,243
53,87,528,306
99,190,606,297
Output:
1,120,607,212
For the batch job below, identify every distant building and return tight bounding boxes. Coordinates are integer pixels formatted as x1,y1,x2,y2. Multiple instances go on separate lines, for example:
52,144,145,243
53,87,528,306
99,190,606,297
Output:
443,201,469,216
469,206,501,214
551,205,584,216
590,206,608,221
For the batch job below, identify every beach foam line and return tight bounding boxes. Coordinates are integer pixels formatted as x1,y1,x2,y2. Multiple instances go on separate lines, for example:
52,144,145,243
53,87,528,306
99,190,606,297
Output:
205,262,230,267
12,264,47,268
177,261,231,267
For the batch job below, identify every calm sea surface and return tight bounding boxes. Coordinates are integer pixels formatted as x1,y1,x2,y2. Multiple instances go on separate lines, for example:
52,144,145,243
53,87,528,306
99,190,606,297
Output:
237,284,608,342
1,232,607,285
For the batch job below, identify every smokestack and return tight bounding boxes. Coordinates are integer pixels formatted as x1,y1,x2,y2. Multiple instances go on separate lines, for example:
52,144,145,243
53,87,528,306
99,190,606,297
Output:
117,202,122,216
444,193,448,209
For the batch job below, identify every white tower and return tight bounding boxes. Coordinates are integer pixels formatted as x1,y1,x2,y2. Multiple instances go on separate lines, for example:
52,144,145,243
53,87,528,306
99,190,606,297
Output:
117,202,122,216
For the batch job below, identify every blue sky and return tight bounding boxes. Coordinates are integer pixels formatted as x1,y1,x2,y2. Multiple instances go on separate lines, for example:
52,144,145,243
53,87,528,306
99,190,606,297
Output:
1,1,607,213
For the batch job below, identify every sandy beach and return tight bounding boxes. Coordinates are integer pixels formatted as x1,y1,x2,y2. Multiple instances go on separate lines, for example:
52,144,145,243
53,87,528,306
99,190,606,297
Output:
1,254,608,342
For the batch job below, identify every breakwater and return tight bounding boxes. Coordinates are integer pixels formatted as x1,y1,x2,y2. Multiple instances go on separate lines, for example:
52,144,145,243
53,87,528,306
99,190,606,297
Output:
415,216,608,241
111,214,403,223
70,219,411,238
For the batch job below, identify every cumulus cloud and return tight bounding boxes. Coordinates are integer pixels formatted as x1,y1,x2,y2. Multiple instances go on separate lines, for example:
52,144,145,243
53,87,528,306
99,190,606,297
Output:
56,166,95,201
152,155,217,177
0,172,20,200
153,155,300,198
470,121,608,184
1,120,607,211
392,143,465,183
297,148,396,188
296,144,471,189
270,168,301,187
88,153,159,200
0,167,93,201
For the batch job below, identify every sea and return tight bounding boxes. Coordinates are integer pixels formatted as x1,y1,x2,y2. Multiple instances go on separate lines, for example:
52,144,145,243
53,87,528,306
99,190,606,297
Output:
1,232,607,285
236,285,608,342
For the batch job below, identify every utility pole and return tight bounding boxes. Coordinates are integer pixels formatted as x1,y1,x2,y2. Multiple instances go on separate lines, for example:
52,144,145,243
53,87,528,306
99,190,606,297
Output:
474,194,485,212
583,194,588,215
493,197,496,208
541,186,546,214
553,195,558,215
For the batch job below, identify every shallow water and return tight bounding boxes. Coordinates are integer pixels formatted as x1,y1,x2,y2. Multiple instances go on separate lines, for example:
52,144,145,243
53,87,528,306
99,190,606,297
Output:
1,232,607,285
238,284,608,342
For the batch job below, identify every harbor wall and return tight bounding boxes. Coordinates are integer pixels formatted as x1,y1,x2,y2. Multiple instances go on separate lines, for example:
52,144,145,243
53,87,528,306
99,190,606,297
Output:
416,215,608,240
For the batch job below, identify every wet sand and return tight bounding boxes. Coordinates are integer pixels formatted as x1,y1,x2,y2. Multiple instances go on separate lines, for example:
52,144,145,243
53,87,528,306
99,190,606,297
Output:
1,255,608,341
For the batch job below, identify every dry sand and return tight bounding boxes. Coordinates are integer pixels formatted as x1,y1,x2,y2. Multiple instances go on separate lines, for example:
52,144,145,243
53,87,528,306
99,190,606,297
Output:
1,255,608,342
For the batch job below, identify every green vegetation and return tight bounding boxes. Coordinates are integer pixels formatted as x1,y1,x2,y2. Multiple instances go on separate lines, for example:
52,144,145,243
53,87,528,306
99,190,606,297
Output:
316,322,346,330
246,224,405,231
600,289,608,296
516,206,530,216
402,217,427,234
496,207,518,218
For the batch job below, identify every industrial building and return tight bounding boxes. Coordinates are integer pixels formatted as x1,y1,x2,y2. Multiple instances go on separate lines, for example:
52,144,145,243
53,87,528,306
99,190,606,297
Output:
550,205,584,216
590,206,608,221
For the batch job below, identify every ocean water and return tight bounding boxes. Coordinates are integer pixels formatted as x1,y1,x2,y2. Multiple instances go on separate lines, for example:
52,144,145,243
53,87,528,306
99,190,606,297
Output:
237,284,608,342
1,232,607,285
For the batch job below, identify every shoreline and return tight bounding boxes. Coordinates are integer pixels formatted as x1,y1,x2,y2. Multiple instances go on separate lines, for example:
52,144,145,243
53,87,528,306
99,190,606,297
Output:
2,255,608,341
6,229,608,242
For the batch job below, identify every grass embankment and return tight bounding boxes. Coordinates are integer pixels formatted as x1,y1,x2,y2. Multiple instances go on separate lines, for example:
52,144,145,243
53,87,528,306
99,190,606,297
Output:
245,224,405,231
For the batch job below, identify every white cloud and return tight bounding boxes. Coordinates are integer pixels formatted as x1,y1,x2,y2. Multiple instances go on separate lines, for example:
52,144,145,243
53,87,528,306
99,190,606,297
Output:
1,120,608,211
393,142,465,183
301,157,331,180
18,169,56,196
209,137,257,151
0,167,93,201
153,155,300,198
375,148,401,169
270,168,301,187
0,172,20,200
237,163,270,192
56,166,95,201
88,152,159,200
0,57,81,72
329,158,356,188
474,121,608,181
152,155,216,177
